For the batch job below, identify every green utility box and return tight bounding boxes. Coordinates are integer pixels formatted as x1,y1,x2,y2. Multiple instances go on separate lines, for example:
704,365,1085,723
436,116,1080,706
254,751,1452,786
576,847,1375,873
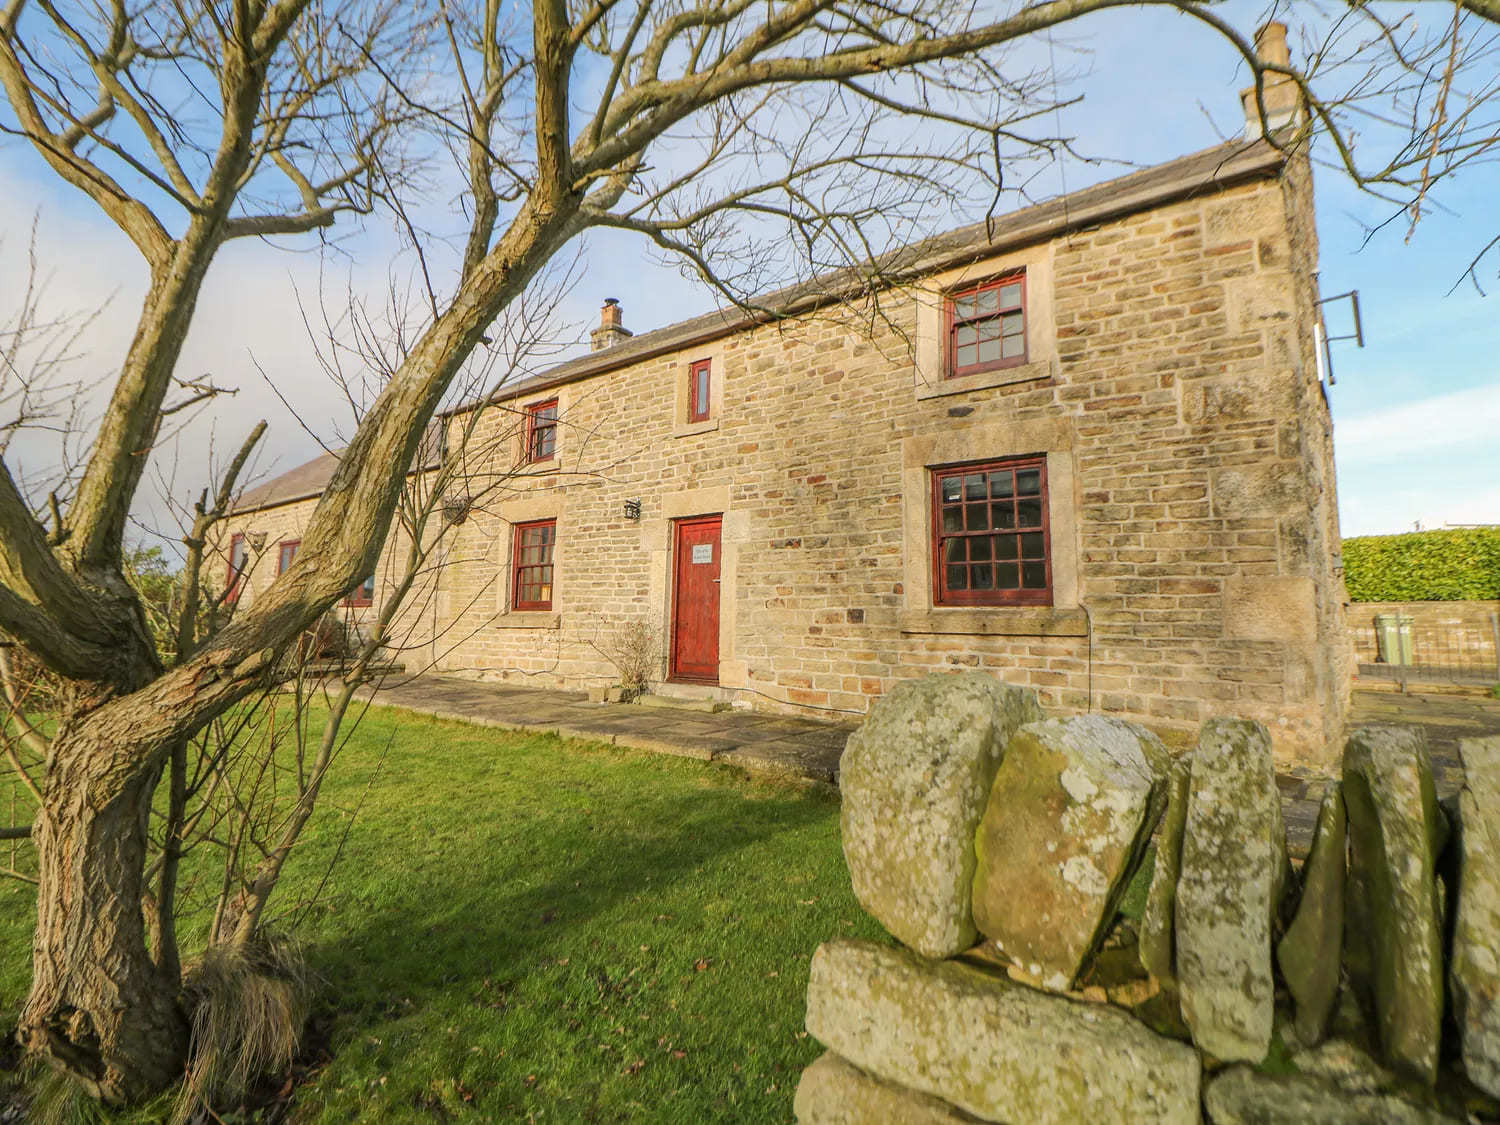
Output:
1374,613,1414,665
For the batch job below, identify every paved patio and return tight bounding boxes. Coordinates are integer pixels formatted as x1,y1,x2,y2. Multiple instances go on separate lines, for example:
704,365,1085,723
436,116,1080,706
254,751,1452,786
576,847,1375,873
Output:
362,673,855,785
364,675,1500,855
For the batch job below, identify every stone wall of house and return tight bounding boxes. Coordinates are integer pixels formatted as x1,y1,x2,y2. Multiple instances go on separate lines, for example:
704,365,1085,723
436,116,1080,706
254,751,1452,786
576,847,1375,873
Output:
219,152,1349,769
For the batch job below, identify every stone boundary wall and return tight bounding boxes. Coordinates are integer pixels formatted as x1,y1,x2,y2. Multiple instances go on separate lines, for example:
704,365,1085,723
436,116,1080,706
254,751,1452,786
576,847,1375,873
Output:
1348,600,1500,673
798,671,1500,1124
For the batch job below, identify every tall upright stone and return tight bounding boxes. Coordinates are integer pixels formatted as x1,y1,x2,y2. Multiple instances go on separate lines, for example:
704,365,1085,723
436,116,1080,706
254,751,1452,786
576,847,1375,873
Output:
1342,725,1445,1085
1451,735,1500,1098
971,715,1169,990
1277,784,1347,1046
1175,718,1287,1063
839,672,1042,958
1140,754,1192,988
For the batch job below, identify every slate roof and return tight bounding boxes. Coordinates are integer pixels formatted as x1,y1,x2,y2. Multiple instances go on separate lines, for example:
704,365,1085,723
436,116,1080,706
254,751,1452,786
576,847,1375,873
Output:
232,136,1287,515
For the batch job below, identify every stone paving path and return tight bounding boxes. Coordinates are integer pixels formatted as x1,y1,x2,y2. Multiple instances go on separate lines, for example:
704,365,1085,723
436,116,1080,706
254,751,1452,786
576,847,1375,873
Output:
365,675,1500,856
364,673,855,785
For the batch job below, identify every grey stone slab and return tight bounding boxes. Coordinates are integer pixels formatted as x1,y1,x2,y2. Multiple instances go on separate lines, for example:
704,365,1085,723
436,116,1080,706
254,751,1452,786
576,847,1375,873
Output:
715,740,842,783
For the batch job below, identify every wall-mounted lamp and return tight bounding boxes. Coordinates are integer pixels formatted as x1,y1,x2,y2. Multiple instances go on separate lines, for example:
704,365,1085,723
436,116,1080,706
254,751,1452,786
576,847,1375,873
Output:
443,494,473,525
246,531,268,551
623,498,642,521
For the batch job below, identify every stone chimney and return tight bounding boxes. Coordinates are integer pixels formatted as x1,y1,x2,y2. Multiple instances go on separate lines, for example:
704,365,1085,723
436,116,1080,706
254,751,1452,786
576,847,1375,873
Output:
590,297,633,351
1241,21,1302,138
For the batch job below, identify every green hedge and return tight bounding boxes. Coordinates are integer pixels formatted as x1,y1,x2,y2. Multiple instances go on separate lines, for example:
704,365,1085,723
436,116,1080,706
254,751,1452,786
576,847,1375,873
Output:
1343,528,1500,602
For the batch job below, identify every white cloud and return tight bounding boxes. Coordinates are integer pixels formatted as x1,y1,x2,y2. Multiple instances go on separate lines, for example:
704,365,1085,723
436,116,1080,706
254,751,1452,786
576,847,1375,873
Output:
1335,384,1500,464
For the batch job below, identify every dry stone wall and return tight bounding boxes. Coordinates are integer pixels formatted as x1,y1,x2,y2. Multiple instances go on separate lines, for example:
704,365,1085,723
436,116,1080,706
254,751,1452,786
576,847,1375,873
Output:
796,672,1500,1123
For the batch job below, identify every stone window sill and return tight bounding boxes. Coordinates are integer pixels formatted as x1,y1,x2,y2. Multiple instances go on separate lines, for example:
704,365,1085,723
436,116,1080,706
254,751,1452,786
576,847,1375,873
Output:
496,612,561,630
898,606,1087,637
915,357,1054,401
672,418,719,439
517,460,562,476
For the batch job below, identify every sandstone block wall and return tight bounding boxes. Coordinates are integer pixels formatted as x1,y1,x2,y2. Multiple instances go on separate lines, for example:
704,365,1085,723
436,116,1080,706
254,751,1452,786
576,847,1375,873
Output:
218,153,1349,768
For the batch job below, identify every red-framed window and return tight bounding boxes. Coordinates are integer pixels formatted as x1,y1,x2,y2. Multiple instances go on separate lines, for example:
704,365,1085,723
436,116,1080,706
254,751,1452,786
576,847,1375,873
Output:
688,358,712,422
932,457,1051,606
226,533,247,602
525,399,558,462
947,272,1026,378
345,573,375,607
512,519,556,611
277,539,300,575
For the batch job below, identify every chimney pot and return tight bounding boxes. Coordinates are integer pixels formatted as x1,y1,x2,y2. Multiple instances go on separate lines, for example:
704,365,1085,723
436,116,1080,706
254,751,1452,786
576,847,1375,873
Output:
591,298,633,351
1241,20,1301,138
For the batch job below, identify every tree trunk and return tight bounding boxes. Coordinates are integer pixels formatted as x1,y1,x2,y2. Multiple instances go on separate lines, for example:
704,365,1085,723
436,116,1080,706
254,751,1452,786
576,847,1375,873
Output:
18,727,187,1104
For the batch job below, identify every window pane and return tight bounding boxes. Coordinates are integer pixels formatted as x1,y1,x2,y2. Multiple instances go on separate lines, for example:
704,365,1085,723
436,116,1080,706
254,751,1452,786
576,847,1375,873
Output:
945,538,966,563
953,294,976,319
991,502,1016,530
956,325,979,347
1018,498,1043,527
1021,532,1045,558
971,565,993,590
964,473,986,500
1002,334,1025,359
995,534,1020,560
965,504,987,532
1002,311,1023,336
969,536,992,562
1016,468,1042,495
1022,562,1047,588
942,506,963,533
946,564,967,590
975,287,999,314
956,343,978,368
941,476,962,502
978,337,1002,363
995,561,1020,589
998,283,1022,309
989,473,1014,499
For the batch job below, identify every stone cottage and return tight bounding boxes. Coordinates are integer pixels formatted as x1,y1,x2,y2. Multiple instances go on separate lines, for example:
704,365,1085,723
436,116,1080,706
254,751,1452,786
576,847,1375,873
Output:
221,25,1351,768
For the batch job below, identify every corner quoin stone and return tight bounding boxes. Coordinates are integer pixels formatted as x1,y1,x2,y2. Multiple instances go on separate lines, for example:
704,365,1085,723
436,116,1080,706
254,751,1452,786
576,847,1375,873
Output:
839,672,1042,958
1175,717,1287,1064
1342,725,1445,1085
804,939,1201,1125
971,715,1169,991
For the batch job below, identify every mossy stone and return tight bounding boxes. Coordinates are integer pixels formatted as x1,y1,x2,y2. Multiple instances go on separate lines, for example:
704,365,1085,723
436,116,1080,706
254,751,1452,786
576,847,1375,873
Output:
1140,754,1192,987
840,673,1042,958
1277,783,1346,1046
970,716,1168,991
1342,725,1444,1085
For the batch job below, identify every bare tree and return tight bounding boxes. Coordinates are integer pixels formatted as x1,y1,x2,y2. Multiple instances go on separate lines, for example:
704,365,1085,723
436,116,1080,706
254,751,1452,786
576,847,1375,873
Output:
1,0,1496,1105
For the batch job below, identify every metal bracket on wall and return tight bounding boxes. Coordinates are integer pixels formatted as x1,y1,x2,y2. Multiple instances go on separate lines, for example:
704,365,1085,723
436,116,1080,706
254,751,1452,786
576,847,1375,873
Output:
1313,290,1364,386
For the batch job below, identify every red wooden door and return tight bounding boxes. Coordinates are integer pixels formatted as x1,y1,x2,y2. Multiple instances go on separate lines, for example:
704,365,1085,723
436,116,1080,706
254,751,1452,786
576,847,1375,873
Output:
671,515,722,682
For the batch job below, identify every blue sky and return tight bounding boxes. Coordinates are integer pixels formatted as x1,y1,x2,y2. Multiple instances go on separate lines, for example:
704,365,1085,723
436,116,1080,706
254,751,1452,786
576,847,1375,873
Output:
0,3,1495,542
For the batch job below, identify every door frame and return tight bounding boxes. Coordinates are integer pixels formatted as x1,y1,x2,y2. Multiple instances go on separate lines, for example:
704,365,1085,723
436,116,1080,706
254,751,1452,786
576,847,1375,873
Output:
668,513,723,684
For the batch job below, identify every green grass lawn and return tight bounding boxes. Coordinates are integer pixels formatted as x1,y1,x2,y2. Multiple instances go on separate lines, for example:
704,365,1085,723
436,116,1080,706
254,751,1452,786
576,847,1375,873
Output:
1,705,884,1122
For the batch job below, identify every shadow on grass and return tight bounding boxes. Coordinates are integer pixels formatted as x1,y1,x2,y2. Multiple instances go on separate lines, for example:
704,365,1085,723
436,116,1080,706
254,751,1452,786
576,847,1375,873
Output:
303,772,839,1033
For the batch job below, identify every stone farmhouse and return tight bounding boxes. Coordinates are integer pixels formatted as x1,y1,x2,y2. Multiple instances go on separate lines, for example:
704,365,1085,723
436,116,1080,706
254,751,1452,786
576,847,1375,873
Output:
221,25,1351,768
